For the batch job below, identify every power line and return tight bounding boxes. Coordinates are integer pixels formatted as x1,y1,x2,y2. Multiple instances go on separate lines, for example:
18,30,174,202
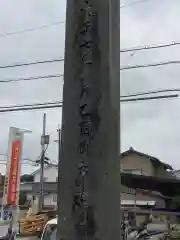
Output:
0,103,63,113
0,21,65,39
0,101,62,110
0,153,37,163
2,57,180,72
0,153,56,166
0,94,177,114
120,0,154,8
0,161,36,166
120,60,180,71
121,88,180,98
0,154,38,166
120,94,179,102
0,58,64,69
0,153,34,162
120,40,180,53
2,57,180,73
0,74,63,83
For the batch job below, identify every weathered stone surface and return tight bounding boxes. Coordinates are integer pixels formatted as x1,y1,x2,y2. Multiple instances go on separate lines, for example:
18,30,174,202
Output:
57,0,120,239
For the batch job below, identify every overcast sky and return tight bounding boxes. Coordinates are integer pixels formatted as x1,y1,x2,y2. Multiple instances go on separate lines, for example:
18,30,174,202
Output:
121,0,180,169
0,0,179,175
0,0,65,174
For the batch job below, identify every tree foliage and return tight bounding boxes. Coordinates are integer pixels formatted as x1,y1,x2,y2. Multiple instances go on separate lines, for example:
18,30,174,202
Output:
20,174,34,182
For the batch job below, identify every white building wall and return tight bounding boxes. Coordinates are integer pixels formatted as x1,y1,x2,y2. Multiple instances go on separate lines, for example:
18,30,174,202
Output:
43,194,57,206
33,165,58,207
34,165,58,183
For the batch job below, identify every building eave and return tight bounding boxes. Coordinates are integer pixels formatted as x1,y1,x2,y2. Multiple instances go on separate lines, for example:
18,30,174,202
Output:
31,163,58,176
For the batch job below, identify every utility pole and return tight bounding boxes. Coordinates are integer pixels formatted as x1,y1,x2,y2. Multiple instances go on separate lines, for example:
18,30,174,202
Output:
54,125,61,164
39,113,47,212
57,0,120,239
57,127,61,164
55,125,61,164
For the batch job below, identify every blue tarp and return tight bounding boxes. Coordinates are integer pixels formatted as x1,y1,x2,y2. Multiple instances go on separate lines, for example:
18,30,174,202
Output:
0,211,11,220
153,208,180,213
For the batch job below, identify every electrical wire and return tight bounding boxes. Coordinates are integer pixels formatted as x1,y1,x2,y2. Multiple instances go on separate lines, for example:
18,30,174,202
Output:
0,101,62,110
120,94,179,102
7,162,37,166
0,161,36,166
0,103,62,113
0,94,177,114
120,60,180,71
0,153,38,163
0,91,177,115
120,40,180,53
121,88,180,98
0,153,54,166
0,95,176,111
0,74,63,83
0,21,65,39
0,156,38,166
0,58,64,69
120,0,154,8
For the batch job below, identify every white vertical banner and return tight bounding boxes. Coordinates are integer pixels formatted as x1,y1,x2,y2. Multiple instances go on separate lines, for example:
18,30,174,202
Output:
4,127,24,206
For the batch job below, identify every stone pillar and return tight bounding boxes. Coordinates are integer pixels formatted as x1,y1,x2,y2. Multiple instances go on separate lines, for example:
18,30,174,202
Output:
57,0,120,239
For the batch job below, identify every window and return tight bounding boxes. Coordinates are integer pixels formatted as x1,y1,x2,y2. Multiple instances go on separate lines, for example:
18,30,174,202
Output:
121,185,135,194
43,177,48,182
121,168,142,175
52,195,57,202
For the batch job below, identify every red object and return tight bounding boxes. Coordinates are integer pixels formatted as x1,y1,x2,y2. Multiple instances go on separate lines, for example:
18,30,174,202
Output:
7,139,21,205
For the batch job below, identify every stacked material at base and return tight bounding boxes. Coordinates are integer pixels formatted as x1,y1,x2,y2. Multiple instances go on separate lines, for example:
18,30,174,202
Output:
19,214,48,234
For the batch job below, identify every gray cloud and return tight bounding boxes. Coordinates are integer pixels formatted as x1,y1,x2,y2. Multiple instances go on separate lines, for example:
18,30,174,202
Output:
0,0,66,174
121,0,180,168
1,0,180,175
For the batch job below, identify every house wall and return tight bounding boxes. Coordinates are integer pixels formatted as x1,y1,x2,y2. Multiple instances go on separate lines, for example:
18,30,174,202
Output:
121,191,165,208
120,153,155,176
43,194,57,206
34,166,58,183
120,153,165,209
33,166,58,207
154,164,172,178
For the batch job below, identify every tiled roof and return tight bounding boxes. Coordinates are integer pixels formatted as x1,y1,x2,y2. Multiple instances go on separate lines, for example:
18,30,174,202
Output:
121,147,172,170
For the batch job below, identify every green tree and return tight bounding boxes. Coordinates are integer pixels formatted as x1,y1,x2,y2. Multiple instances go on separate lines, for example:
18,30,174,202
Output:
20,174,34,182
